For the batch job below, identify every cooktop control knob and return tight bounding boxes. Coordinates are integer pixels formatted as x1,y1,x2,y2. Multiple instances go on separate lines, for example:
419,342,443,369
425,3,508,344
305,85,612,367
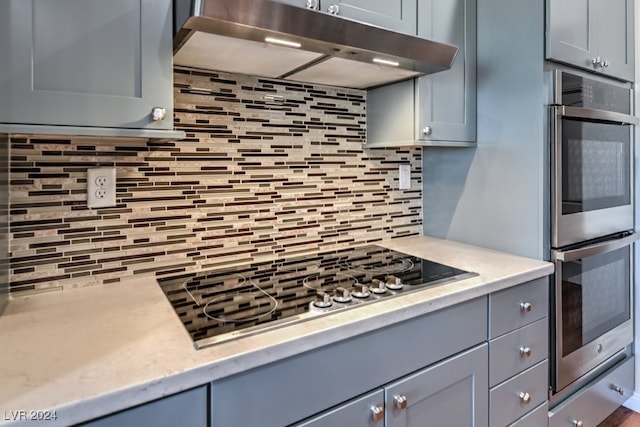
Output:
313,291,332,308
385,276,404,290
333,287,352,303
371,279,388,294
351,284,370,299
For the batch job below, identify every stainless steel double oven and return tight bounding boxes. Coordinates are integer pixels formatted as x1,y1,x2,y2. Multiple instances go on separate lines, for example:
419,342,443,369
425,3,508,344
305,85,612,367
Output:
550,70,637,396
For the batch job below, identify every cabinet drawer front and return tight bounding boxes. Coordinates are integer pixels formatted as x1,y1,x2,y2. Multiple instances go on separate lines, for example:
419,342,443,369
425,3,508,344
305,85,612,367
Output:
490,360,548,427
489,278,548,338
549,356,634,427
489,318,548,387
509,402,548,427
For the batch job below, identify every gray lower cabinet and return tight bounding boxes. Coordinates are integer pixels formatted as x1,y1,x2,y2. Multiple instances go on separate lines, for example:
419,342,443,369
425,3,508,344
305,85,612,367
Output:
210,297,488,427
296,344,488,427
78,386,208,427
366,0,476,147
274,0,417,35
546,0,635,82
385,344,488,427
488,278,550,426
0,0,175,132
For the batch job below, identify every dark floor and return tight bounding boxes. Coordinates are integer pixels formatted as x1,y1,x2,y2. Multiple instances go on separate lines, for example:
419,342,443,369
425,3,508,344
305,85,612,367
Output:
598,406,640,427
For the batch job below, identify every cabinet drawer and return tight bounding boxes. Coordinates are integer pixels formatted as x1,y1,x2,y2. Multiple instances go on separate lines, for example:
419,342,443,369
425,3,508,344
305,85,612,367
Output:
489,318,548,387
509,402,548,427
490,360,548,427
549,356,634,427
489,278,548,338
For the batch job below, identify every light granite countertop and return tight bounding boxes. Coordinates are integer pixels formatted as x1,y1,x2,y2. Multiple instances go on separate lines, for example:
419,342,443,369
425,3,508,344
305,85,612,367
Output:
0,235,554,426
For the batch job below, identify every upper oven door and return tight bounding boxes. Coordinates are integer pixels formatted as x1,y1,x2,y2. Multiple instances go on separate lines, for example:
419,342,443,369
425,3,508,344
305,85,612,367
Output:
551,105,636,248
551,71,637,249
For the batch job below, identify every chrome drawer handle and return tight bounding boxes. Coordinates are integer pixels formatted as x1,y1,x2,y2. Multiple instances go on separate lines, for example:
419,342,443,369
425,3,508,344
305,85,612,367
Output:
572,420,584,427
370,405,384,421
520,302,532,312
394,395,408,410
613,385,625,396
518,392,531,404
151,107,166,121
519,346,532,358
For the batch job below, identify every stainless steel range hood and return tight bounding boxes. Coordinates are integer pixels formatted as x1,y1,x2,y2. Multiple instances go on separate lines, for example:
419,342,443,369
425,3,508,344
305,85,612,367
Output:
173,0,458,89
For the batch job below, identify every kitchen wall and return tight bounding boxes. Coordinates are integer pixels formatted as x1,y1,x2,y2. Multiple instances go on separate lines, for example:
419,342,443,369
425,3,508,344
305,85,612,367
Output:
8,68,422,294
0,134,8,311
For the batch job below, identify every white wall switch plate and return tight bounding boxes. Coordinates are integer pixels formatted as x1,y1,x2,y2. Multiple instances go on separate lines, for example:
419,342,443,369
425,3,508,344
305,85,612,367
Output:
399,164,411,190
87,167,116,208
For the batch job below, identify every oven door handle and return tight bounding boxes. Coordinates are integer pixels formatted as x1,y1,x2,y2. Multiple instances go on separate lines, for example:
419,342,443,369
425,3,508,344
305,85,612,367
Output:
557,105,640,126
552,233,639,262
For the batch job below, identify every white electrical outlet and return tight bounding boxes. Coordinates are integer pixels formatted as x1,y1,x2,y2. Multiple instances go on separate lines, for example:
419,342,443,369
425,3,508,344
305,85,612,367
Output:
87,167,116,208
399,164,411,190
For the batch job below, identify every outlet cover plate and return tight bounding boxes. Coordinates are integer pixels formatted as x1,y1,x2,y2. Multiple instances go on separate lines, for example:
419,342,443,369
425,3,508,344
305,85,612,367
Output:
87,167,116,208
399,164,411,190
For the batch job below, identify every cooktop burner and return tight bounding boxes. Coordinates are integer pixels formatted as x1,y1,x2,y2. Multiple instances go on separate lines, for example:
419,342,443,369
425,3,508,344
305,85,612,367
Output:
158,245,477,349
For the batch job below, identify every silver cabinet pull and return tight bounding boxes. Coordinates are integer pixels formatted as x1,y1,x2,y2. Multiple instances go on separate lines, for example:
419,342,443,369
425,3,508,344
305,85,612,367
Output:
305,0,319,10
151,107,166,121
592,56,602,66
519,346,532,358
613,385,625,396
393,395,408,410
327,4,340,14
422,126,433,136
519,302,532,312
518,392,531,404
572,420,584,427
370,405,384,421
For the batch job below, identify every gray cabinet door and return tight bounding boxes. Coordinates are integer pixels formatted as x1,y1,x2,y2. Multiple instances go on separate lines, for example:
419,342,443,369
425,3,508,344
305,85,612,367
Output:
365,0,476,147
0,0,174,130
294,390,385,427
415,0,476,144
592,0,634,81
546,0,593,70
385,344,488,427
79,386,208,427
330,0,417,35
273,0,417,34
546,0,634,81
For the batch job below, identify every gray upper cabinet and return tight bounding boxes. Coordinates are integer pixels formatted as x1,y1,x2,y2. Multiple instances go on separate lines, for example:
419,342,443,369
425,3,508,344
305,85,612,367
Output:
546,0,635,82
276,0,417,34
0,0,178,134
366,0,476,147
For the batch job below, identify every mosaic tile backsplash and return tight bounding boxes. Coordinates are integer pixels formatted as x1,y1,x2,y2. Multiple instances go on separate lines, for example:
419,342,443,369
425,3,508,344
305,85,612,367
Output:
1,134,8,309
9,68,422,294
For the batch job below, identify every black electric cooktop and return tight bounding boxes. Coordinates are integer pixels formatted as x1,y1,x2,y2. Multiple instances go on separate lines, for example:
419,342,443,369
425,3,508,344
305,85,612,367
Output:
158,245,477,349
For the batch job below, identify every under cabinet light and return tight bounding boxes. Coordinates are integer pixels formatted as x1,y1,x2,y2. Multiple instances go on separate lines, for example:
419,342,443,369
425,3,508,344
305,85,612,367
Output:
373,58,400,67
265,37,301,48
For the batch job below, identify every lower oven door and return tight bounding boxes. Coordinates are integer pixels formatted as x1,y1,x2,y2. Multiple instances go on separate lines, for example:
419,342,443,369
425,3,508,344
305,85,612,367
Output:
551,232,636,393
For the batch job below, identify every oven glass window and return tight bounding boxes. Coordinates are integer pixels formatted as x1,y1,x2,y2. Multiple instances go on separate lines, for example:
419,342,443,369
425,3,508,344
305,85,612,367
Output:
562,119,631,215
561,246,630,356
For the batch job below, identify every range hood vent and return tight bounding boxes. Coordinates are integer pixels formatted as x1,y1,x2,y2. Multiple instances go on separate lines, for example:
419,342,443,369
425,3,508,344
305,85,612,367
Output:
173,0,458,89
